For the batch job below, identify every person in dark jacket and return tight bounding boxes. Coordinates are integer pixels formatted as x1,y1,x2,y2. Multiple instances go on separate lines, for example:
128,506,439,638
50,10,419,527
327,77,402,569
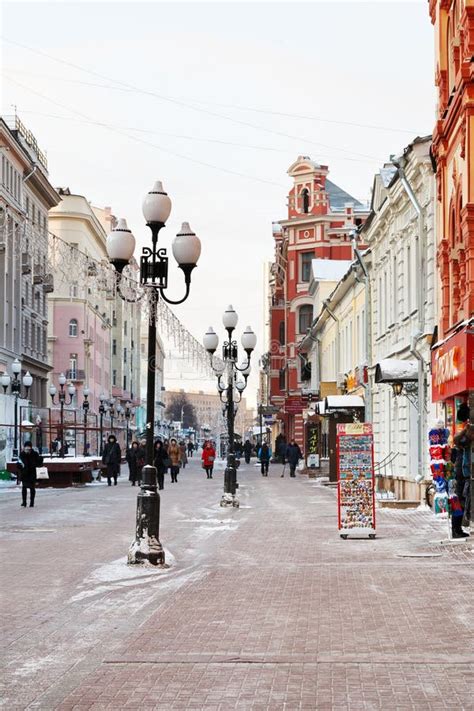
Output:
243,439,252,464
17,441,43,507
102,434,121,486
126,441,145,486
259,442,271,476
154,440,166,490
452,403,472,536
275,433,287,464
187,441,194,457
284,440,302,477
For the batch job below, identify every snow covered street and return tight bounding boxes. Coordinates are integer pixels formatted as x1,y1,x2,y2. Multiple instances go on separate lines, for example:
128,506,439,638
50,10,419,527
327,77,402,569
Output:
1,459,473,710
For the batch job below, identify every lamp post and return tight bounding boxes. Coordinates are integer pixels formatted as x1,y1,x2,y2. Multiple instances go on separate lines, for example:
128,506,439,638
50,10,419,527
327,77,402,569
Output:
1,359,33,460
82,386,90,457
107,180,201,565
204,306,256,507
49,373,76,458
108,397,117,435
124,401,133,449
98,393,108,456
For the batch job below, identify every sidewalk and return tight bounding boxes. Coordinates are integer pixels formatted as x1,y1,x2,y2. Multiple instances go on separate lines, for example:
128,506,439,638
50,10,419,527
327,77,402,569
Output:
1,460,473,710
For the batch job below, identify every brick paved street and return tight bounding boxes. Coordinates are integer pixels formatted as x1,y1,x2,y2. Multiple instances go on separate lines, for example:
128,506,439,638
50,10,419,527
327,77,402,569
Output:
1,459,473,710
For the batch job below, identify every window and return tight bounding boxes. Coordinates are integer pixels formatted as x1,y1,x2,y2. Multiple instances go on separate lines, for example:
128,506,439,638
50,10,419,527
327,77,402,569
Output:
69,354,77,379
70,283,78,298
24,319,29,348
112,310,117,327
123,347,127,363
279,368,286,391
113,369,117,386
124,320,127,335
69,318,78,337
112,339,117,356
392,255,398,323
406,245,412,314
278,321,285,345
301,188,310,214
298,304,313,334
300,252,314,283
123,375,127,391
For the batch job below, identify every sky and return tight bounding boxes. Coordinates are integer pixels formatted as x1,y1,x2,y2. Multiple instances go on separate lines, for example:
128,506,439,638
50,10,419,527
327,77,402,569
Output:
1,1,436,406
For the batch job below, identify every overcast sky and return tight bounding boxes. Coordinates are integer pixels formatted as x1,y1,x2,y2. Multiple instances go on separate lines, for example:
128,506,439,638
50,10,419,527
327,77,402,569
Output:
1,1,435,405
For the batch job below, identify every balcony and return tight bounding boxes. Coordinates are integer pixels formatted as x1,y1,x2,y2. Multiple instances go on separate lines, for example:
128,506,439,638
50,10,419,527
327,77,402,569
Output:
65,369,85,382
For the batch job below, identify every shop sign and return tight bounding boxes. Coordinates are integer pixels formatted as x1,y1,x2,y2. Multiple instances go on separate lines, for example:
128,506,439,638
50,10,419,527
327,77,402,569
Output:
306,422,320,469
431,327,474,401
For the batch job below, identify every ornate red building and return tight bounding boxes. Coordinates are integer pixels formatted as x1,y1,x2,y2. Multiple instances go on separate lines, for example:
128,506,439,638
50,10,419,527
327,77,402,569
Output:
430,0,474,432
268,156,369,450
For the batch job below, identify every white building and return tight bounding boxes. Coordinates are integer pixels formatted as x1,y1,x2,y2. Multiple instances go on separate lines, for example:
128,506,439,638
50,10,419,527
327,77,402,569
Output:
362,136,437,500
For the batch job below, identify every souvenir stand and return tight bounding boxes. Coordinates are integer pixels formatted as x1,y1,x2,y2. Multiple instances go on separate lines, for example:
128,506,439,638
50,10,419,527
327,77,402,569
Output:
336,422,376,539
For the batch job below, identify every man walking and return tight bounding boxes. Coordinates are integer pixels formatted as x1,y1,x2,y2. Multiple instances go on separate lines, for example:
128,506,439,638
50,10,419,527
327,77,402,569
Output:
259,442,271,477
17,441,43,507
284,439,302,478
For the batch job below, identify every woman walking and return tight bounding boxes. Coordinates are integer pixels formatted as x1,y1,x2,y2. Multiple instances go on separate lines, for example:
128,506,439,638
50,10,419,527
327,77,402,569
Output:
153,440,167,490
17,441,43,508
168,438,181,483
126,440,145,486
202,440,216,478
102,434,122,486
179,440,188,469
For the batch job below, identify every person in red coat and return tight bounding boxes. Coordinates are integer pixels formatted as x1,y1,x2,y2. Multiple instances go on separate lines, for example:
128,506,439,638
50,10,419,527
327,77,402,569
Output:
201,440,216,479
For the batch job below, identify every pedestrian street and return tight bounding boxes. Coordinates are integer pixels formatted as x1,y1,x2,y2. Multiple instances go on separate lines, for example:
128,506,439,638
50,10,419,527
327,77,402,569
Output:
1,458,472,710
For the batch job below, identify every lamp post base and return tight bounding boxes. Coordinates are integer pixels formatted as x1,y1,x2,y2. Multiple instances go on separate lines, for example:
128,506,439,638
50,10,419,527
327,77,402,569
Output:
220,492,240,508
128,465,165,566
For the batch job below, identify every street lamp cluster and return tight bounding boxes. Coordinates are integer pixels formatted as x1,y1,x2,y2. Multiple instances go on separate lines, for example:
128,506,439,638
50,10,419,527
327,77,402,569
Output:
106,180,201,566
49,373,76,458
203,306,257,507
1,359,33,460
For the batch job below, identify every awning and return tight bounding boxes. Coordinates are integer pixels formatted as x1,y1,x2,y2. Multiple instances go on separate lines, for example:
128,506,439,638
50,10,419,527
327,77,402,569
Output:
374,359,417,383
324,395,365,410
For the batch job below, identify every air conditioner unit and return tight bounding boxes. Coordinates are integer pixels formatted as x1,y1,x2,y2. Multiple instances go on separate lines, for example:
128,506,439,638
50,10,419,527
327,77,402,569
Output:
21,253,32,275
43,273,54,293
33,263,44,284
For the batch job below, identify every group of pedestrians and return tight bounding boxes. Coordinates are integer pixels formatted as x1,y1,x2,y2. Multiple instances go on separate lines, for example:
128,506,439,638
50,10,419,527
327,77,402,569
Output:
242,437,302,478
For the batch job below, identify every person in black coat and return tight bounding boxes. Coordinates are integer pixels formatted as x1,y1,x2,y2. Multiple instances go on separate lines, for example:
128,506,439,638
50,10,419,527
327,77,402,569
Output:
102,434,121,486
284,440,302,477
243,439,252,464
153,440,166,490
17,441,43,507
126,441,145,486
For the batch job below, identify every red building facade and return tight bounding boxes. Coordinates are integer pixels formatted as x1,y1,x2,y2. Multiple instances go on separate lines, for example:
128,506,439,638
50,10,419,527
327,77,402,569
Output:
268,156,369,450
430,0,474,427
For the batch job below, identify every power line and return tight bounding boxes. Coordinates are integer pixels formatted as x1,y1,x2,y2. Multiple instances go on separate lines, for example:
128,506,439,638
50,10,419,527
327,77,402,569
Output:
3,65,416,135
1,37,385,162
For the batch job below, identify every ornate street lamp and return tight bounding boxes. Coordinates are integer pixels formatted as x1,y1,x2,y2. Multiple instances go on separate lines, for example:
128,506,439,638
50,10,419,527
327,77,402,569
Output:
203,306,256,507
1,359,33,460
107,180,201,565
49,373,76,458
82,386,90,456
98,393,109,456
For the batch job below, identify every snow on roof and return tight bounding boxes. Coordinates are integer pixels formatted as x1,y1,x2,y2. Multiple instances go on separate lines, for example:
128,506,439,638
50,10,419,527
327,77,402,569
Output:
312,259,353,282
325,395,365,410
375,359,418,383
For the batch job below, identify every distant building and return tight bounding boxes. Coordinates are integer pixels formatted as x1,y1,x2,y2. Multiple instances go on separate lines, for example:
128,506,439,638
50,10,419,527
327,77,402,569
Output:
267,156,369,450
0,115,60,407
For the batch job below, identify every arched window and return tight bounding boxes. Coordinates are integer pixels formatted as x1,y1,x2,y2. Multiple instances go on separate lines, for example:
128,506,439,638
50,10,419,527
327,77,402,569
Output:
278,321,285,345
301,188,310,214
298,304,313,334
69,318,78,337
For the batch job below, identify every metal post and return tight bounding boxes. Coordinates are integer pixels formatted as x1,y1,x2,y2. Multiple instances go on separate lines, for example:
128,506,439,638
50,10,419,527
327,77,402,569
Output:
59,397,65,458
128,289,164,566
99,410,104,456
222,363,239,507
13,392,19,460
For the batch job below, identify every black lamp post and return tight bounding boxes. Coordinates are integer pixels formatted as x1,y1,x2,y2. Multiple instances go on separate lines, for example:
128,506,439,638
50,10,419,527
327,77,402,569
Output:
1,359,33,460
107,180,201,565
49,373,76,458
82,386,90,456
124,401,133,449
204,306,256,508
98,393,108,456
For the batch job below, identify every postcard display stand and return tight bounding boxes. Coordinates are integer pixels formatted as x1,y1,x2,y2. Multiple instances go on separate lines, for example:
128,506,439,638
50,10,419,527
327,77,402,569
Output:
337,423,376,539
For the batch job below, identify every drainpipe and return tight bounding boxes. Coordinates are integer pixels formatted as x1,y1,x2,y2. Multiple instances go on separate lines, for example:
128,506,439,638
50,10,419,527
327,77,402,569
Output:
392,155,426,485
351,236,372,422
